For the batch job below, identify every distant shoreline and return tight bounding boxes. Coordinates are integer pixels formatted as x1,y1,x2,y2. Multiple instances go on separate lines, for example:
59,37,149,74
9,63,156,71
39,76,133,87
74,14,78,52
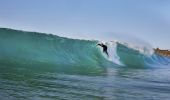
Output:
154,48,170,57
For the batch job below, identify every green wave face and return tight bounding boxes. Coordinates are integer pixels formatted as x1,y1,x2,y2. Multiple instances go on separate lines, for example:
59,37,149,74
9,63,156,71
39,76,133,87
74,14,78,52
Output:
116,43,147,68
0,28,113,75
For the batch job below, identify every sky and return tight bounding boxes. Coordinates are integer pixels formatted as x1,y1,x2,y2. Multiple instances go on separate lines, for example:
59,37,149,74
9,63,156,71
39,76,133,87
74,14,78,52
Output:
0,0,170,49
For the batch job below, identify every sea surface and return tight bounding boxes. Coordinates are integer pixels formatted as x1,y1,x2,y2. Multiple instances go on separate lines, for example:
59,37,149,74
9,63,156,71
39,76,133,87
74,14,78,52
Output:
0,28,170,100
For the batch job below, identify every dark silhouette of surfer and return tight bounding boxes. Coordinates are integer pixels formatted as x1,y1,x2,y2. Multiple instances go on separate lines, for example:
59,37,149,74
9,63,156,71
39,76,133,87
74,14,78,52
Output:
97,43,109,57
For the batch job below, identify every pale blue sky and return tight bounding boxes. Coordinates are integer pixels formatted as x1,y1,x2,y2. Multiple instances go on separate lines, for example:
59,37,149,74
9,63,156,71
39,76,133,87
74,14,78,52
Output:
0,0,170,49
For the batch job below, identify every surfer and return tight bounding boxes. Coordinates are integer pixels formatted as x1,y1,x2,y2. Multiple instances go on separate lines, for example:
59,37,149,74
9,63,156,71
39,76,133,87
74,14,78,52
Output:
97,43,109,57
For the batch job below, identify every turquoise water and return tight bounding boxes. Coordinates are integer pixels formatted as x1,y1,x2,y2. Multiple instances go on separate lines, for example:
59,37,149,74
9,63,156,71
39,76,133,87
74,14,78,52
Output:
0,28,170,100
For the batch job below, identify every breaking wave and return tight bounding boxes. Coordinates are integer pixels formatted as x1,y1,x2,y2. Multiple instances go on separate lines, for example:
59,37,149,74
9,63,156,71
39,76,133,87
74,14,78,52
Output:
0,28,169,75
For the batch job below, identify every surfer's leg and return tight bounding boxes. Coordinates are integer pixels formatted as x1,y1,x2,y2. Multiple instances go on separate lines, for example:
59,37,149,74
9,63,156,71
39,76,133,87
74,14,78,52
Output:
106,51,109,57
105,51,109,57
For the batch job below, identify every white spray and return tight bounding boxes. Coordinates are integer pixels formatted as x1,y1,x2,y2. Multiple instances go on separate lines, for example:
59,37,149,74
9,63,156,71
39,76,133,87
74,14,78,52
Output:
105,41,124,66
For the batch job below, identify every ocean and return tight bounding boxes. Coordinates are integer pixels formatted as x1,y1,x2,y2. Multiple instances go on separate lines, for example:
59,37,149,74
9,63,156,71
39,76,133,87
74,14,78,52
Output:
0,28,170,100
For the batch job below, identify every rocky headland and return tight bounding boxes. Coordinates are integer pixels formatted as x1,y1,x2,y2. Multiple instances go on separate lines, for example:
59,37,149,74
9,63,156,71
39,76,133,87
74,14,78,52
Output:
154,48,170,57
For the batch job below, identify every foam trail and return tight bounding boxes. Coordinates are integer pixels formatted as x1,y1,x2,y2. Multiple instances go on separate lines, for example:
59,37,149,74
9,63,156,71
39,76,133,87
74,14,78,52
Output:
106,41,123,66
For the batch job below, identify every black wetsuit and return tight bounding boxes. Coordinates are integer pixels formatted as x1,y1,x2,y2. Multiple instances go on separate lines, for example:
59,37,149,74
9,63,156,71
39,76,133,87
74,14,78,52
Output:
97,44,109,57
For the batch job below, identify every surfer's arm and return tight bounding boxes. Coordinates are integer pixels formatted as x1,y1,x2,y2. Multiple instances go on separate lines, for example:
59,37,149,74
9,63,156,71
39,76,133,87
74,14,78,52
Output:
97,44,102,46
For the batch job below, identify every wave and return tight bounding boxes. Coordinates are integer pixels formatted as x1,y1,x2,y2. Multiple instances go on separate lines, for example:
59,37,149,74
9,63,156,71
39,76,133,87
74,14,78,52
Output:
115,42,170,68
0,28,169,75
0,28,114,75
